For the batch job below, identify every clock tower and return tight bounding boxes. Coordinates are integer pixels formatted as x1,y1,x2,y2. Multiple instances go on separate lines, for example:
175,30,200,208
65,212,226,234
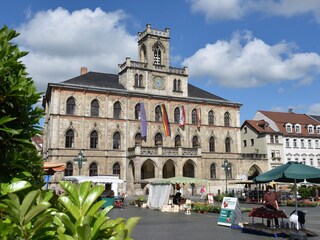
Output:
118,24,188,97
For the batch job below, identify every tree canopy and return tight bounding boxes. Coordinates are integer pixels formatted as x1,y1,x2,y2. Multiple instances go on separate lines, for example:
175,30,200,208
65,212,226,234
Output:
0,26,44,183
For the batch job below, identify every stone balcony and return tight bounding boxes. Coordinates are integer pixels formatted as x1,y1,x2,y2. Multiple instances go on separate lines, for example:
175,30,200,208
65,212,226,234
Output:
128,145,200,157
241,153,267,160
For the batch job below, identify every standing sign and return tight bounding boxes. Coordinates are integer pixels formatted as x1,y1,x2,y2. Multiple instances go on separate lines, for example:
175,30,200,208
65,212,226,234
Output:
217,197,242,227
207,194,214,204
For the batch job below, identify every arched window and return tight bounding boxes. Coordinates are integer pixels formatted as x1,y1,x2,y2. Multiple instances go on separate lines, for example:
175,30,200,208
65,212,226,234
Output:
134,74,139,86
113,132,121,149
155,133,163,146
65,129,74,148
154,47,161,65
192,136,199,148
135,104,141,120
191,108,197,124
113,101,121,119
175,135,181,147
90,99,99,117
209,137,215,152
225,137,231,153
89,163,98,176
139,74,143,87
208,110,214,125
90,131,98,149
174,107,180,123
210,164,216,179
224,112,231,127
64,162,73,176
173,79,177,91
155,105,162,122
66,97,75,115
178,80,182,91
135,133,142,145
113,163,120,177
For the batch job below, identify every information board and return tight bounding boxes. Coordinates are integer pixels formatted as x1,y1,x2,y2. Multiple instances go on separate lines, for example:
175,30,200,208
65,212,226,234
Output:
217,197,242,227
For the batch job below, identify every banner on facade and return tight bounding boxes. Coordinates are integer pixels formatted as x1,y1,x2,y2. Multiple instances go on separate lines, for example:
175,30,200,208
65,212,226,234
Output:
217,197,242,227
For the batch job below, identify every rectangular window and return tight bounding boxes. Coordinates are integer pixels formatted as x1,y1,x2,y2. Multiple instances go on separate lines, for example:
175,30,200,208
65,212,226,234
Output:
286,139,290,148
270,135,274,144
271,150,275,159
293,139,297,148
276,150,280,158
301,139,305,148
315,140,319,148
308,126,314,134
243,140,247,147
302,158,306,165
275,135,279,144
308,139,312,148
250,139,254,146
286,125,292,133
310,158,314,166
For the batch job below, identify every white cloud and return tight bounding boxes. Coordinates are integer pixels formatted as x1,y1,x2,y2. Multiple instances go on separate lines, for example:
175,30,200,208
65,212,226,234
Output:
182,31,320,88
189,0,245,21
16,7,137,92
308,103,320,115
189,0,320,23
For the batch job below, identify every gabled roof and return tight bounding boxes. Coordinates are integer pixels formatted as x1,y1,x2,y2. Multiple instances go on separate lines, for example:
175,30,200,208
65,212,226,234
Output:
257,110,319,137
258,110,318,125
62,72,124,90
242,120,277,134
56,71,233,103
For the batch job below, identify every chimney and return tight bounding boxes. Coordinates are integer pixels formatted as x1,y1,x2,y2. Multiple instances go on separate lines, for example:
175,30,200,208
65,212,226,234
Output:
80,67,88,75
288,108,293,113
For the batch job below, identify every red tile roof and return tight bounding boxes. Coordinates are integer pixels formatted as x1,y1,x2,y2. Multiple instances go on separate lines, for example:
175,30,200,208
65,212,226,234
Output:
243,119,277,134
258,110,320,137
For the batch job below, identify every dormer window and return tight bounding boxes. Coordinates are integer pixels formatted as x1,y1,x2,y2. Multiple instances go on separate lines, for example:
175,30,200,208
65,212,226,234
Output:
308,125,314,134
316,126,320,134
294,124,301,133
285,123,292,133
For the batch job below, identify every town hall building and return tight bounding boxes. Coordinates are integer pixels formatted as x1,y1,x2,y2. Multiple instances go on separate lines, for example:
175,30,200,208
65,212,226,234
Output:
42,24,266,195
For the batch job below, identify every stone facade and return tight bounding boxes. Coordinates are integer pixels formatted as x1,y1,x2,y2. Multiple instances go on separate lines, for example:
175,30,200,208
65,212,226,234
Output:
43,24,267,195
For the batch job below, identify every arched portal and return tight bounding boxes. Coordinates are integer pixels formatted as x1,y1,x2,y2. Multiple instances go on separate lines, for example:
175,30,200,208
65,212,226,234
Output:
248,164,262,180
183,160,195,178
141,159,155,179
163,160,175,178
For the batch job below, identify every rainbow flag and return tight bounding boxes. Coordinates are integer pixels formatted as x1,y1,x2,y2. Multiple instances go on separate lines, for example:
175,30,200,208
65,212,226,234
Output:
161,104,171,136
140,102,147,137
196,108,201,128
179,105,186,126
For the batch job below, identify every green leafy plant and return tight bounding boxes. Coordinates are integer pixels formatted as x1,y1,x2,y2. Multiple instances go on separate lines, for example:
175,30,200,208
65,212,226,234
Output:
0,180,140,240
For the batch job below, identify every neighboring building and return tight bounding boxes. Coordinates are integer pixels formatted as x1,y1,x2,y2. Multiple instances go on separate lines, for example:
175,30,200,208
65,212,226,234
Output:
242,110,320,170
42,24,262,195
241,120,282,169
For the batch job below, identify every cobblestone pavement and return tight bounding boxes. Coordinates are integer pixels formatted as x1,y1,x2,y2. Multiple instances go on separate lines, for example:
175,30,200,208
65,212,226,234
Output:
108,199,320,240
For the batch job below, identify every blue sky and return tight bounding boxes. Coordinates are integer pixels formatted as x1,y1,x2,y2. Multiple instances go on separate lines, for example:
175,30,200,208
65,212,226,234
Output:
1,0,320,123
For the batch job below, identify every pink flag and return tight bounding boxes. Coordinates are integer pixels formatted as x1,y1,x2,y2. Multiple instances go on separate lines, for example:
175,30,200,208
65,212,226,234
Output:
179,106,186,126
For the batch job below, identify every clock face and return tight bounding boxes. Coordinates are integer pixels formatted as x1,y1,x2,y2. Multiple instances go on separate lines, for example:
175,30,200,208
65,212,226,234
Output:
153,76,165,90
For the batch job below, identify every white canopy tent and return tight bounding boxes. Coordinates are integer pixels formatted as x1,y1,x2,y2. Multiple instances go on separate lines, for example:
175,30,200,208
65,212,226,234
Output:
147,183,172,209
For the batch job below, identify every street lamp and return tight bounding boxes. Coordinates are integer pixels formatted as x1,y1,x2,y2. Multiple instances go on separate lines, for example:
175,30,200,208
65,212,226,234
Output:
74,150,87,175
221,159,231,194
